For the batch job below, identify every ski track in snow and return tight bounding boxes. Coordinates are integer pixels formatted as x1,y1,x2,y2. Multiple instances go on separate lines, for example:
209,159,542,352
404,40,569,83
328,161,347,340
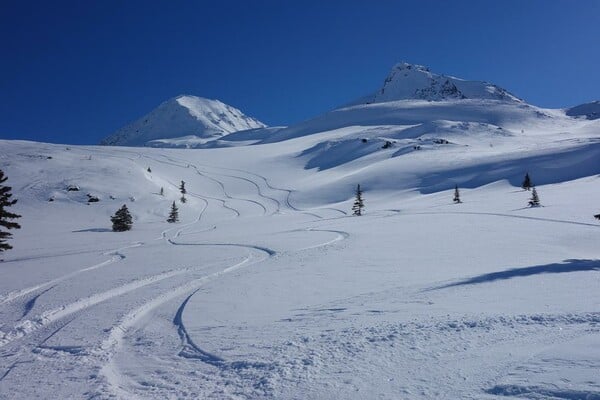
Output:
144,153,271,216
0,242,143,306
97,223,353,398
98,246,274,399
0,265,204,349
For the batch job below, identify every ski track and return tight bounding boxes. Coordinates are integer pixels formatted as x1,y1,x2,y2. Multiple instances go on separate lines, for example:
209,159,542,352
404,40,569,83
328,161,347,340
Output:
0,242,143,306
292,228,350,251
98,245,274,399
162,153,347,218
144,154,270,216
0,265,204,348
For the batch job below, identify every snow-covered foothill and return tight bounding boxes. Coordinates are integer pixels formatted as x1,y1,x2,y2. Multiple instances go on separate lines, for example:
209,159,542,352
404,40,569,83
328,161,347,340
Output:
100,95,266,147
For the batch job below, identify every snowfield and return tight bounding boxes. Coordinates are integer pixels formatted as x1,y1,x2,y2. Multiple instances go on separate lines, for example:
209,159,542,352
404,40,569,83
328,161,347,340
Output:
0,132,598,399
1,63,599,399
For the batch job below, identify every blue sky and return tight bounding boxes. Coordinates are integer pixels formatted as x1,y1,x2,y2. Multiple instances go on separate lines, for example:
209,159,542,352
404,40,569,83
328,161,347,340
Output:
1,0,599,144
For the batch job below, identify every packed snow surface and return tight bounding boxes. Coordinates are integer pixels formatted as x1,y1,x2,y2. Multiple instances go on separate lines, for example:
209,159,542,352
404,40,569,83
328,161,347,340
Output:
1,123,599,399
100,95,266,147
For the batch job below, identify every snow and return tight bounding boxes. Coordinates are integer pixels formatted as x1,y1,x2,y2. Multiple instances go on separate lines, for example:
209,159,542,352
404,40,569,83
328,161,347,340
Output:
100,95,266,147
1,63,600,399
567,100,600,120
349,63,523,105
1,132,599,399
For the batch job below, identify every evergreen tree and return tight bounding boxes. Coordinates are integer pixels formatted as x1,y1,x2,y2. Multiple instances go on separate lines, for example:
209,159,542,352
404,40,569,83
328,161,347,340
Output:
180,195,187,203
528,187,540,207
179,181,186,195
147,167,152,173
111,204,133,232
159,187,164,196
522,172,532,191
594,213,600,221
352,184,364,216
0,169,21,252
167,201,179,223
453,185,461,203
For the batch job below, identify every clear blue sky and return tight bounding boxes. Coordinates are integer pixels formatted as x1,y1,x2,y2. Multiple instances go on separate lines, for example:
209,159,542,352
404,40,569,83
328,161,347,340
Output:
1,0,599,145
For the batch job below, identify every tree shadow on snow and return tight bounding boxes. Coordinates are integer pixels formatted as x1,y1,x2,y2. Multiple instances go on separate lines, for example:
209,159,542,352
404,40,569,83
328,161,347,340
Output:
72,228,112,233
432,259,600,290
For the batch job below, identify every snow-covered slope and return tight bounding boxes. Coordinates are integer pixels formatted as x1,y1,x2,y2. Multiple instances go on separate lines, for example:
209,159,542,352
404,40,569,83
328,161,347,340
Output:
1,62,600,399
567,100,600,120
1,138,599,399
101,95,266,147
351,62,522,105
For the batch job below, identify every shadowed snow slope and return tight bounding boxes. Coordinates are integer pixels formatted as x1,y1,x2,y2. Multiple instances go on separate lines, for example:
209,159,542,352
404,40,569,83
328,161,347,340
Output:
567,100,600,120
100,95,266,147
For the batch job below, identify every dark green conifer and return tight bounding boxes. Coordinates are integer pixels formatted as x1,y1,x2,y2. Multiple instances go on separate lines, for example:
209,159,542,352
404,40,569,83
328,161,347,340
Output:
0,169,21,252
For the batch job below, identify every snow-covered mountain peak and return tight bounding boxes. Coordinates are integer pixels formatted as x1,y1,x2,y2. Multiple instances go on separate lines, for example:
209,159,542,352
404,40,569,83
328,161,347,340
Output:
101,95,266,147
357,62,523,105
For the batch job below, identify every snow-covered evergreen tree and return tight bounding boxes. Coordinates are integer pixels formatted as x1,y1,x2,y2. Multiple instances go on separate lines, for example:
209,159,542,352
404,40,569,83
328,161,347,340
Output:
167,201,179,223
522,172,532,191
593,213,599,221
180,195,187,203
179,180,186,195
0,169,21,252
352,184,364,216
453,185,461,203
111,204,133,232
528,187,540,207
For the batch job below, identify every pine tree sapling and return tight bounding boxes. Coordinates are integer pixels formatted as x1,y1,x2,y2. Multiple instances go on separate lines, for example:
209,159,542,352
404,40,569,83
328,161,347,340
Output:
528,187,541,207
453,185,461,204
352,184,365,216
522,172,532,191
180,195,187,203
111,204,133,232
179,180,186,195
167,201,179,223
0,169,21,252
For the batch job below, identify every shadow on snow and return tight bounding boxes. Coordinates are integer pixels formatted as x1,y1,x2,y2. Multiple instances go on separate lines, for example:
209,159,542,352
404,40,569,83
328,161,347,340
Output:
432,259,600,290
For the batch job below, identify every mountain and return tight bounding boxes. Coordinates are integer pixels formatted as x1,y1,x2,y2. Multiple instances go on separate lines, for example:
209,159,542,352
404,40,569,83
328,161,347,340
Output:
567,100,600,120
258,63,545,145
100,95,266,147
350,62,522,105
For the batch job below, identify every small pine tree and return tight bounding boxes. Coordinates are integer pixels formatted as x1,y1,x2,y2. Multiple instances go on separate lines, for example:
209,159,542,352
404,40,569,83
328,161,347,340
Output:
453,185,461,204
352,184,364,216
159,187,164,196
528,187,540,207
167,201,179,223
180,195,187,203
147,167,152,173
0,169,21,252
522,172,532,191
179,181,186,195
111,204,133,232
